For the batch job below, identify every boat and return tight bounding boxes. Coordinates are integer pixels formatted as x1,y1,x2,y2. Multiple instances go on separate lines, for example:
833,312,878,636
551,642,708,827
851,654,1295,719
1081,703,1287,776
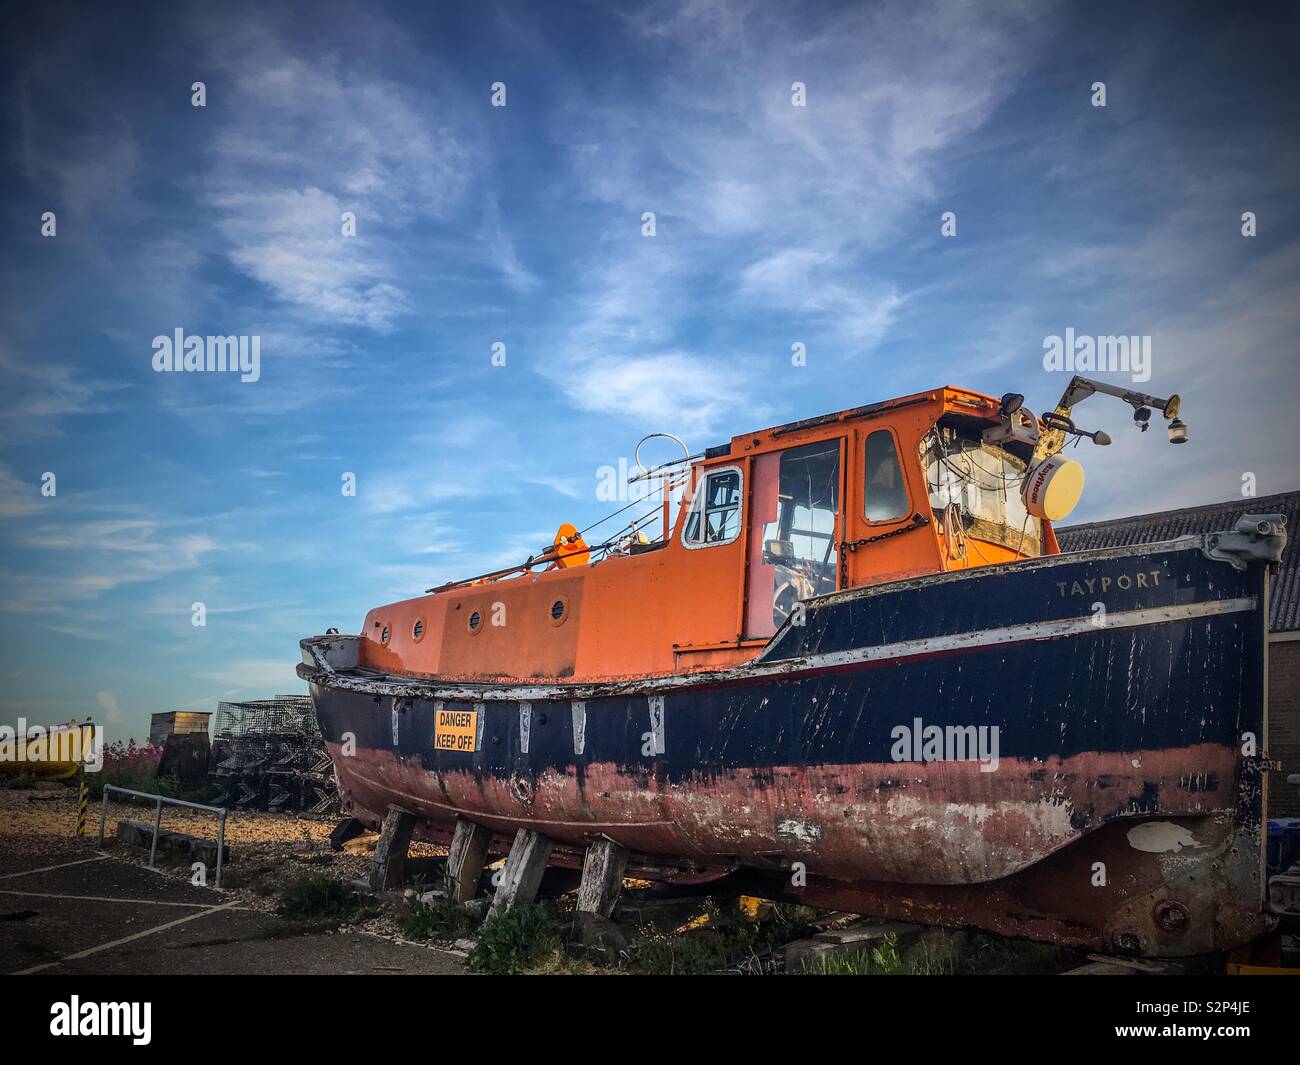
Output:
299,376,1287,957
0,720,98,780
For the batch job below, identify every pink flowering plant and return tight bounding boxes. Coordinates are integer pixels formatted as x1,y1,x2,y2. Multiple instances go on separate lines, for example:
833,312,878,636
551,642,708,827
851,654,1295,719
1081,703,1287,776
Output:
86,739,179,800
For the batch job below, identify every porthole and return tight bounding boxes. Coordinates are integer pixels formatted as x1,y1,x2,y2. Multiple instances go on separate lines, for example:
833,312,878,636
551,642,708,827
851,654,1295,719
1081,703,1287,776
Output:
467,609,483,635
380,624,391,645
412,618,426,643
547,594,570,627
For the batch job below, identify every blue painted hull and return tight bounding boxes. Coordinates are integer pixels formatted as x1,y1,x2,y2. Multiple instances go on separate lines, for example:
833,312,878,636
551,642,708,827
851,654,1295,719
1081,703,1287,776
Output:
300,534,1276,954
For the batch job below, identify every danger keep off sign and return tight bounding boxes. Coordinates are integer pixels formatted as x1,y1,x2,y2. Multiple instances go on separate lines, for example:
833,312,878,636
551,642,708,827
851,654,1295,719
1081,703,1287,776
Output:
435,707,478,752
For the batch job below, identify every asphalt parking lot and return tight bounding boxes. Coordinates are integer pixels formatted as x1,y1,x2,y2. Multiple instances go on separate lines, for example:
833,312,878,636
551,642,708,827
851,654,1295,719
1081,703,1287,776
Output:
0,837,465,976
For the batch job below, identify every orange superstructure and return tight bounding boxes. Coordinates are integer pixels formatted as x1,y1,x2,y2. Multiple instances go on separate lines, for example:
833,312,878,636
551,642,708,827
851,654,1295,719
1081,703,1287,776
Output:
359,387,1061,685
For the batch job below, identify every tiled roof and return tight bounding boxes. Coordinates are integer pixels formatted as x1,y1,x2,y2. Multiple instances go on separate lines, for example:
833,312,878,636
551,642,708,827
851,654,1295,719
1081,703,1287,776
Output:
1056,491,1300,633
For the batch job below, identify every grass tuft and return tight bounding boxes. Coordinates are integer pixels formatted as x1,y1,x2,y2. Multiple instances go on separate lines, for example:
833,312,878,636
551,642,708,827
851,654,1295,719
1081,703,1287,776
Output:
275,873,368,930
812,933,904,975
468,904,561,974
399,894,478,941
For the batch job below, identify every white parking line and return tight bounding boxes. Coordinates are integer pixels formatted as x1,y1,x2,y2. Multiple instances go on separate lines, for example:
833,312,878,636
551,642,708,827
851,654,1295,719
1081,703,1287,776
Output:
0,855,110,880
0,888,249,910
13,899,243,975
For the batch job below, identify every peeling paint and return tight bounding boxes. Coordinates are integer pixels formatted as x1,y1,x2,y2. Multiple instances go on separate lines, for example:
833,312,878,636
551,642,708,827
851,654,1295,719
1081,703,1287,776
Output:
1127,820,1204,853
571,700,586,756
775,815,824,845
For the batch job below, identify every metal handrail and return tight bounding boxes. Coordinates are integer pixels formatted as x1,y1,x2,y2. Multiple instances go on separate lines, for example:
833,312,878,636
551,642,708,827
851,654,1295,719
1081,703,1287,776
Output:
97,785,229,889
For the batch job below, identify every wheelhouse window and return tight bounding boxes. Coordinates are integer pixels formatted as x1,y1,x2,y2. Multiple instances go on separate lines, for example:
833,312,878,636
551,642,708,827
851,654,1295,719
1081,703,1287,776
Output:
683,466,742,547
921,421,1041,556
864,430,910,522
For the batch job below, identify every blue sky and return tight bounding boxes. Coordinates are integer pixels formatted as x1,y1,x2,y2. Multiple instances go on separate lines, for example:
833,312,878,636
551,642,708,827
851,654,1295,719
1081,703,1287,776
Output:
2,0,1298,742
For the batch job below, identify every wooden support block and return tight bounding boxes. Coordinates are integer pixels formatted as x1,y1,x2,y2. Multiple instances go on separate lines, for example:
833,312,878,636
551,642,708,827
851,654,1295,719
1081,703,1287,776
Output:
1062,962,1139,976
488,828,554,918
368,806,417,893
783,922,922,972
446,817,492,903
329,817,368,852
576,839,630,917
812,920,920,946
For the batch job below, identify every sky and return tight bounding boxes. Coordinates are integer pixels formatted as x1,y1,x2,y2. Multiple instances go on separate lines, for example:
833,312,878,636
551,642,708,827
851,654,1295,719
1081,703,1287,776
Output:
1,0,1298,743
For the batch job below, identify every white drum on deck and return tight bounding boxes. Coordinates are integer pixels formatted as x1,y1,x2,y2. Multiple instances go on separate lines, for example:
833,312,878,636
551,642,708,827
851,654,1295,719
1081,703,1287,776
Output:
1022,454,1085,521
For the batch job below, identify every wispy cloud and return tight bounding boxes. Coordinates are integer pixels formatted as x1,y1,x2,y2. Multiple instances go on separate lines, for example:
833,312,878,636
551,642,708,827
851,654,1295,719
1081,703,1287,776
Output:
481,197,541,294
535,0,1052,438
562,351,747,442
0,346,129,430
0,510,221,614
198,26,479,332
194,657,301,692
210,187,410,331
96,689,122,724
0,465,44,519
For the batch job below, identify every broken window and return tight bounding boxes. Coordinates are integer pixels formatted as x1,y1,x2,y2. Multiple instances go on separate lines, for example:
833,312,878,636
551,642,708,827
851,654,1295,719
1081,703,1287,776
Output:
745,440,841,636
921,423,1041,556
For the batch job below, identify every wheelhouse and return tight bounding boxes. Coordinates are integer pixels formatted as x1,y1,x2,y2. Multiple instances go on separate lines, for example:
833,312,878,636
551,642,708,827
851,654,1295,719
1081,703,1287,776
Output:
356,386,1062,685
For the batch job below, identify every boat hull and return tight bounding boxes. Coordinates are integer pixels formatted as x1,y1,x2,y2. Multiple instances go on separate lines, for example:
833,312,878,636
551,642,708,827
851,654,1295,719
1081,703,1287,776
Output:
300,534,1277,956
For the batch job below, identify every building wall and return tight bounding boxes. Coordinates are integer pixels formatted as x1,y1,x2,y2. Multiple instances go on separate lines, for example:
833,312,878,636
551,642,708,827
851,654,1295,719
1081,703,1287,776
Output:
147,711,211,748
1270,637,1300,818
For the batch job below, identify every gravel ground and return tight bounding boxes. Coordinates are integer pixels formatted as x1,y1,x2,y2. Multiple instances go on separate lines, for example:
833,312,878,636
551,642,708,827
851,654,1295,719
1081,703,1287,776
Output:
0,784,448,909
2,784,336,847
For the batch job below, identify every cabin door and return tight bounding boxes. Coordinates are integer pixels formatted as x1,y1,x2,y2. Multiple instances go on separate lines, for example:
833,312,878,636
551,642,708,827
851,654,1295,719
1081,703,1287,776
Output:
744,438,843,639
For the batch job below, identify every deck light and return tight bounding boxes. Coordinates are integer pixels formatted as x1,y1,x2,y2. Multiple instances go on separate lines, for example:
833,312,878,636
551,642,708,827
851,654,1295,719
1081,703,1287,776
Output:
1042,377,1187,455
